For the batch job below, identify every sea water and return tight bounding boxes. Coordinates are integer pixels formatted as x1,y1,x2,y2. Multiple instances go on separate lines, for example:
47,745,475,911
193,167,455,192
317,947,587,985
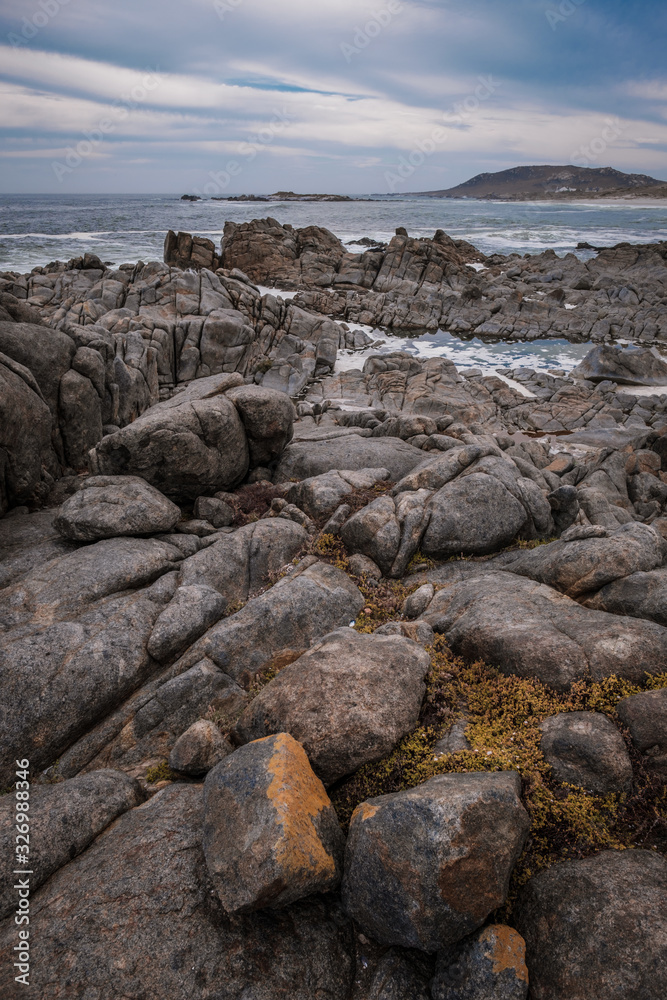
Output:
2,193,665,375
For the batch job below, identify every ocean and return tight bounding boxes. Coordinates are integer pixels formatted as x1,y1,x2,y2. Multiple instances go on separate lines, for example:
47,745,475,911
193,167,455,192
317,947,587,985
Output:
2,194,666,377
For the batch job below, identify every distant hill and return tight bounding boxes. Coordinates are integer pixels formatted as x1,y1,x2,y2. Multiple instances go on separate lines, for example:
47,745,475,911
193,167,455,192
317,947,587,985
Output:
416,165,667,200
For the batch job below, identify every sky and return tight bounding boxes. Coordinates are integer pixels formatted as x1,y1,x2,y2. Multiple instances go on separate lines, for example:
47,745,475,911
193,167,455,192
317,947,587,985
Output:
0,0,666,195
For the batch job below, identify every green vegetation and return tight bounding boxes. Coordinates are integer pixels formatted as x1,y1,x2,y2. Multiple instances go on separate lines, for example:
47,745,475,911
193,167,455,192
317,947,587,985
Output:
331,635,667,915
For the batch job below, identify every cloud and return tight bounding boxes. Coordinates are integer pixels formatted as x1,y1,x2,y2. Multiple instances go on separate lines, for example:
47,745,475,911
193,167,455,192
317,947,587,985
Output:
0,0,665,192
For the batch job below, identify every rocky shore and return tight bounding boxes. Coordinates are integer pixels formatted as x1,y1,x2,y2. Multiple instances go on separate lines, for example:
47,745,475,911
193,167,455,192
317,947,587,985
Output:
0,220,666,998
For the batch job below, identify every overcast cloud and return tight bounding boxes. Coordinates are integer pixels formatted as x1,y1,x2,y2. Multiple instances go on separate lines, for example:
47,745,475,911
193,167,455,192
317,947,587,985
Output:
0,0,665,193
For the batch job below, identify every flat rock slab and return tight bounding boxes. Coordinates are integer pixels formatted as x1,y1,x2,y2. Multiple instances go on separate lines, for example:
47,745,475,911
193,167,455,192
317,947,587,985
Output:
0,784,355,999
233,629,430,785
0,769,143,919
514,850,667,1000
203,733,344,913
341,772,529,953
423,570,667,691
432,924,529,1000
54,475,181,541
539,711,632,794
274,436,426,484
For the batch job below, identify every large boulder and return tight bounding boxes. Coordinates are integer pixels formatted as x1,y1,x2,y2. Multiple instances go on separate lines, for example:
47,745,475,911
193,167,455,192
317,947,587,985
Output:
177,518,308,608
616,687,667,781
203,733,345,913
422,473,529,558
539,712,633,794
274,436,426,484
147,584,227,662
0,769,143,919
494,522,666,598
233,629,430,785
224,384,295,466
514,850,667,1000
571,343,667,386
0,353,57,514
54,475,181,541
583,566,667,626
172,559,364,686
89,374,250,500
341,489,432,577
431,925,529,1000
341,772,529,953
0,784,355,999
423,569,667,691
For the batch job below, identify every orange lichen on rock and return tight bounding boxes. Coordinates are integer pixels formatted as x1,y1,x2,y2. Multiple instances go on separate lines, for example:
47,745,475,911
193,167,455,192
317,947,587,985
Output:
481,924,529,983
265,733,338,880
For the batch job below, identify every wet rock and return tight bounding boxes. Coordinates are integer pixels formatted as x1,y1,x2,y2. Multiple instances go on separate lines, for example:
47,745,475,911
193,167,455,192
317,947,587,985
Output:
233,629,429,785
616,688,667,781
0,783,355,999
492,522,666,598
341,772,529,953
147,584,227,661
174,560,364,685
583,566,667,626
514,849,667,1000
169,719,233,775
89,373,250,501
423,570,667,691
274,436,426,484
54,475,181,541
539,711,633,794
571,343,667,386
431,924,529,1000
193,495,234,527
422,473,528,558
203,733,345,913
0,769,143,919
